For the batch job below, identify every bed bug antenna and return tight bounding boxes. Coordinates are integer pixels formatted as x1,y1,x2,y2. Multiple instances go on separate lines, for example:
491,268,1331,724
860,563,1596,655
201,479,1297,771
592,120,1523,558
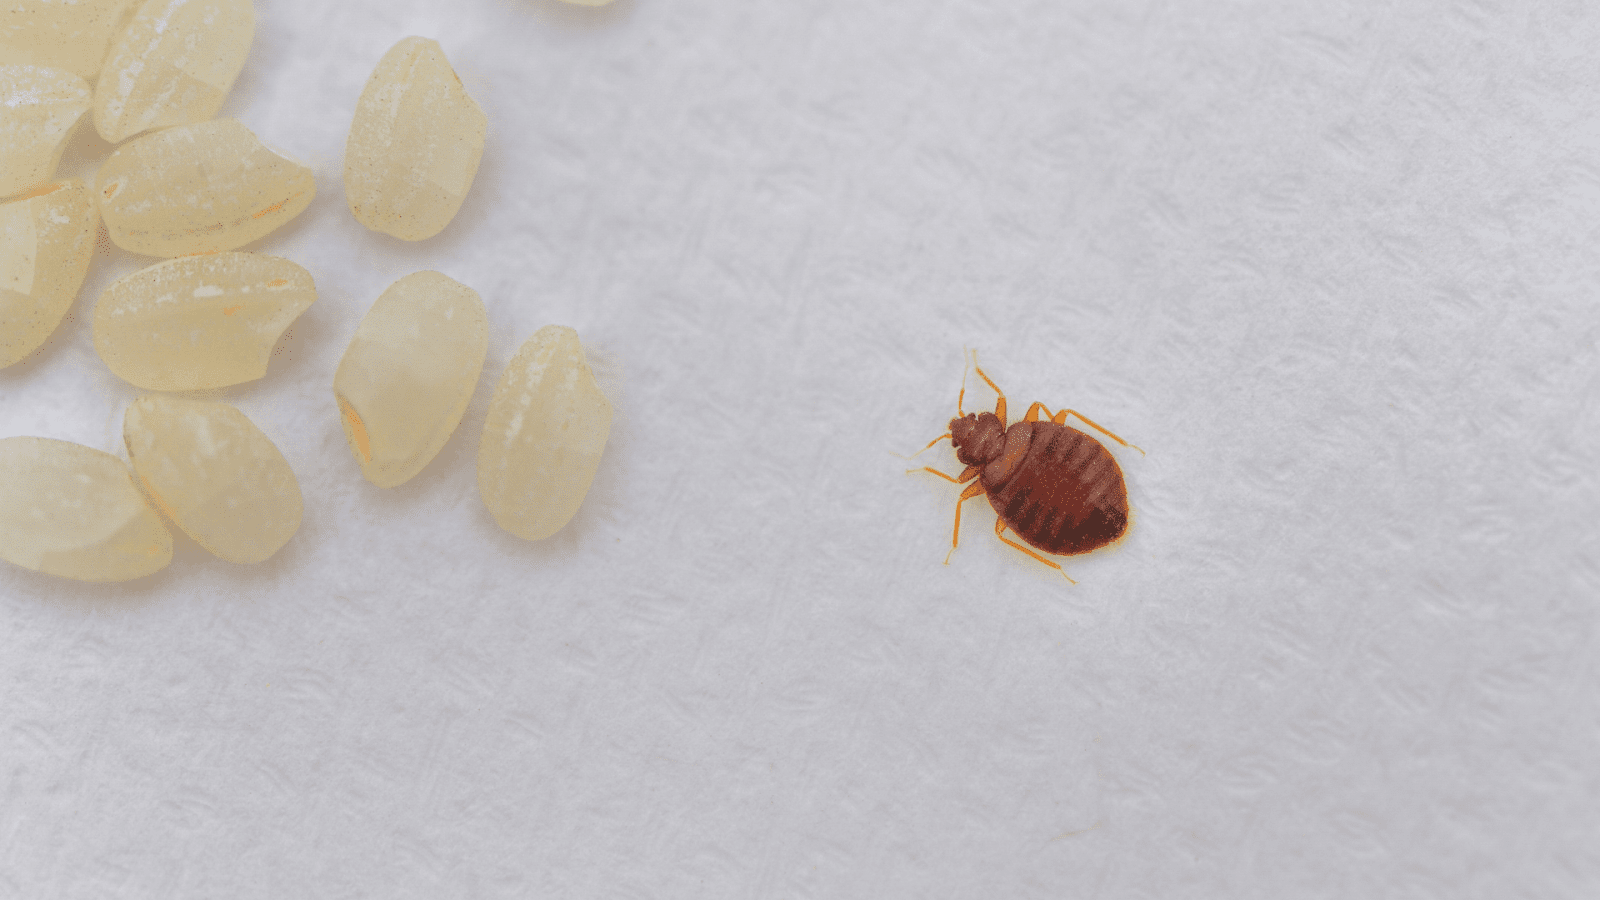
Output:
896,351,969,461
957,346,973,417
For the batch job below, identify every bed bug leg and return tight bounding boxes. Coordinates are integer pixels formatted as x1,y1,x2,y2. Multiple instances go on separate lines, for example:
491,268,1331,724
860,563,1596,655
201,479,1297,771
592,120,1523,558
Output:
945,479,988,564
911,464,978,484
900,432,951,460
1023,401,1145,456
1050,409,1145,456
994,519,1077,583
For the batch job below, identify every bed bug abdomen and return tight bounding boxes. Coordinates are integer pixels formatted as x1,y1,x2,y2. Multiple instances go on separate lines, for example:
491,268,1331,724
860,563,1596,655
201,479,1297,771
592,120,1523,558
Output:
987,422,1128,555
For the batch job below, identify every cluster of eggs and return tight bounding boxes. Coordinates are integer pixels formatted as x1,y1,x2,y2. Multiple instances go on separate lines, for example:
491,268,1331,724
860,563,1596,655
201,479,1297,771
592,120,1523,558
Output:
0,0,615,583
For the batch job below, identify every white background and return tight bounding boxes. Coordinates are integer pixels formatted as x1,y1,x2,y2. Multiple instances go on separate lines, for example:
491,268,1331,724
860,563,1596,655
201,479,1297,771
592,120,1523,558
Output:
3,0,1598,897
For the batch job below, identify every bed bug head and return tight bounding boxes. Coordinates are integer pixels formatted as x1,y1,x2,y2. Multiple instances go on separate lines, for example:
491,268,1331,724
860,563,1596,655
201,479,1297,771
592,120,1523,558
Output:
950,412,1006,467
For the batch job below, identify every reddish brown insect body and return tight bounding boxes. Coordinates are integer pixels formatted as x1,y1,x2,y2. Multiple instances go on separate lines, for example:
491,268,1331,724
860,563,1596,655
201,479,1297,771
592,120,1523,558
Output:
950,413,1128,554
914,355,1141,580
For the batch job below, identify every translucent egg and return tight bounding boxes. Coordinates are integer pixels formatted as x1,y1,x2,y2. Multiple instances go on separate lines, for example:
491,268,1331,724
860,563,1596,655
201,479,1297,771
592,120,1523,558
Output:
1,179,96,369
478,326,612,541
344,37,486,242
0,436,173,582
93,0,256,144
97,118,316,258
93,251,317,391
0,0,139,80
333,271,487,488
0,64,92,200
123,395,303,564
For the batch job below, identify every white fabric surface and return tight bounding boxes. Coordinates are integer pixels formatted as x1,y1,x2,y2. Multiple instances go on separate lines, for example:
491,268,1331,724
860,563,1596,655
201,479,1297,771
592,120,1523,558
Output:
3,1,1597,896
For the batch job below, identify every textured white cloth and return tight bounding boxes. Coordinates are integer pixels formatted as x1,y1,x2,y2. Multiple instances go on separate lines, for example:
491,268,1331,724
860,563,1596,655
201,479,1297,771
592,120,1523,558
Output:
2,1,1596,897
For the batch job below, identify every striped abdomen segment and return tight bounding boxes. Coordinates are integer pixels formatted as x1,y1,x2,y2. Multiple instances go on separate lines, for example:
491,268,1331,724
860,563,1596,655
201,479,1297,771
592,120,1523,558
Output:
985,422,1128,556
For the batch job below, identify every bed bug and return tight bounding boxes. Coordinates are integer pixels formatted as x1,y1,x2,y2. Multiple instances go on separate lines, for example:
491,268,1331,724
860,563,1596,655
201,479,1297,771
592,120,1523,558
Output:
912,353,1143,581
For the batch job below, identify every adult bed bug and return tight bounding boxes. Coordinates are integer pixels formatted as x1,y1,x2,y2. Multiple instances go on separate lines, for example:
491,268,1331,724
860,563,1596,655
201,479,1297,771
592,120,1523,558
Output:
912,353,1143,581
